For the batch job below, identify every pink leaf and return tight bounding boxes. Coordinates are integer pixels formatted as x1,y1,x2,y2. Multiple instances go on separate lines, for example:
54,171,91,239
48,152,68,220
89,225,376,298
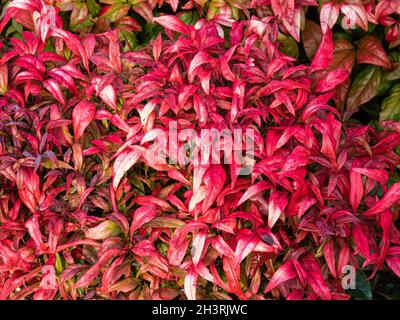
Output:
340,4,369,31
188,51,213,83
192,230,208,266
184,269,198,300
212,235,235,258
320,2,340,33
25,214,46,251
271,0,295,22
85,220,122,240
112,149,141,190
153,15,189,34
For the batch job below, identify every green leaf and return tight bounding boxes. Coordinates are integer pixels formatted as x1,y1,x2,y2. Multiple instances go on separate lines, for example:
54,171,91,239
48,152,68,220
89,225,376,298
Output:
347,270,372,300
122,29,138,50
142,217,185,229
380,84,400,121
87,0,101,17
179,11,200,25
130,176,145,192
85,220,122,240
55,253,64,275
389,52,400,63
346,66,384,112
278,34,298,59
6,19,23,37
138,23,162,45
330,38,355,72
387,64,400,81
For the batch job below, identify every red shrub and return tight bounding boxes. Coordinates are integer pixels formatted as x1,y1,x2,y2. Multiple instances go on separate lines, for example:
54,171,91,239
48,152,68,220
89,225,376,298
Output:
0,0,399,300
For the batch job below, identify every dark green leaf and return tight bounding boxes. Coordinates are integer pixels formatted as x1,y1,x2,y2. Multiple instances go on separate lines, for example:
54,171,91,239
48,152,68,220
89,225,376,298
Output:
380,84,400,121
347,270,372,300
347,66,384,112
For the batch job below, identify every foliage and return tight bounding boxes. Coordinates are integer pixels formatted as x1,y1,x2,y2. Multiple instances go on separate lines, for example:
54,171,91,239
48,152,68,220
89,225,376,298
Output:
0,0,400,300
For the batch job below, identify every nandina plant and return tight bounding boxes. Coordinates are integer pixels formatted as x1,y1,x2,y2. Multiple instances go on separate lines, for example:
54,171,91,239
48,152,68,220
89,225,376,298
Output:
0,0,400,300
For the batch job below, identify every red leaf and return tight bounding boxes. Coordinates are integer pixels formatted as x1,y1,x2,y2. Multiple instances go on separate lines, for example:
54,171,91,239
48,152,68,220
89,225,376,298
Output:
108,30,121,73
43,79,65,105
310,29,334,72
202,165,226,213
234,232,258,266
364,182,400,216
337,243,350,275
386,256,400,277
25,214,46,251
130,205,158,237
48,217,63,253
314,68,349,92
323,240,336,277
352,168,388,188
16,167,41,214
74,249,120,289
349,168,363,212
268,191,288,228
153,33,163,62
356,35,392,70
300,254,332,300
237,181,272,206
353,223,371,260
72,100,96,142
265,260,297,293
